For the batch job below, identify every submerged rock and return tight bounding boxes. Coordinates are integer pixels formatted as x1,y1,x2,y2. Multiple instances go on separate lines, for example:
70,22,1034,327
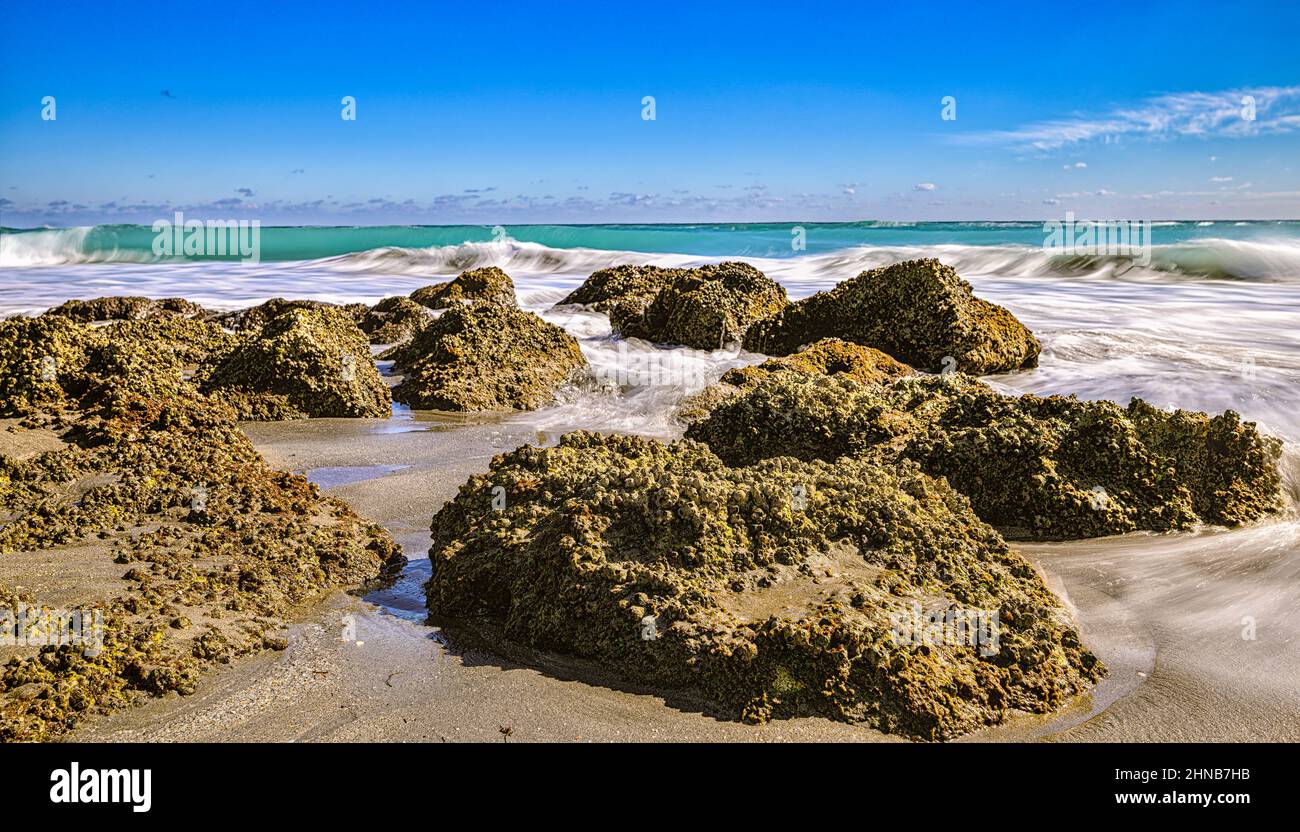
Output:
409,267,518,310
618,262,788,350
687,373,1283,539
425,431,1102,739
44,296,208,323
197,307,390,419
744,259,1039,374
390,304,585,411
359,296,430,345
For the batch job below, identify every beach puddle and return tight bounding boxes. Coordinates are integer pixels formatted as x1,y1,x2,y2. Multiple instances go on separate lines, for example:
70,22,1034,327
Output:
303,464,411,489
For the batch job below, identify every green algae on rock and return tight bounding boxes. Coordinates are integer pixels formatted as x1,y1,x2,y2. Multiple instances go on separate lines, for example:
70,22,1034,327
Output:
198,307,390,419
424,431,1102,739
44,296,209,323
618,262,788,350
0,318,403,741
744,258,1040,374
359,296,431,345
409,266,519,310
686,373,1283,539
390,304,586,411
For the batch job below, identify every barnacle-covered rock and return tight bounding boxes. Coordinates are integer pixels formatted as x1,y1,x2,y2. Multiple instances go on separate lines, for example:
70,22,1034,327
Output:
425,431,1103,739
744,259,1039,374
391,304,585,411
197,307,390,419
687,373,1283,539
359,296,431,345
618,262,788,350
409,267,518,310
44,296,208,323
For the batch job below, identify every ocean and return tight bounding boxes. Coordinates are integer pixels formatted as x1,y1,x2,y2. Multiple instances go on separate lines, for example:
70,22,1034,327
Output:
3,220,1299,444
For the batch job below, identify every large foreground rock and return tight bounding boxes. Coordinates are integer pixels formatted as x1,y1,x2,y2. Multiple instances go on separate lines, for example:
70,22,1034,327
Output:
198,307,390,419
425,432,1103,739
618,262,788,349
391,304,585,411
686,374,1283,539
744,259,1039,374
410,266,518,310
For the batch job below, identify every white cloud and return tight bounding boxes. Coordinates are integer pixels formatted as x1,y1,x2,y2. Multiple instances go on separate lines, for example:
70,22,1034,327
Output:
913,182,937,191
1063,162,1087,169
963,86,1300,150
1209,176,1233,182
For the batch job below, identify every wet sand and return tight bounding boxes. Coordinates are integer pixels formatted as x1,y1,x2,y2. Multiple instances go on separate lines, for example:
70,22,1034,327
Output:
66,413,1300,743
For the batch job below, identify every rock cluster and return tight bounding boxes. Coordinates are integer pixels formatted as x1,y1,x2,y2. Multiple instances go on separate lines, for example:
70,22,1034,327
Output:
685,373,1282,539
0,314,403,741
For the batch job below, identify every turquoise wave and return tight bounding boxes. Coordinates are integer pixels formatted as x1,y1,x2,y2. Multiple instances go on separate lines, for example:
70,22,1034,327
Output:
4,220,1300,264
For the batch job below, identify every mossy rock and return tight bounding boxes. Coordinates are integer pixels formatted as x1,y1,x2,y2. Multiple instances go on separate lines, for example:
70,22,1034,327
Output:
619,262,788,350
556,264,683,317
679,338,914,423
409,267,518,310
44,296,208,322
686,373,1283,539
425,431,1103,740
198,307,390,419
744,258,1039,374
360,296,431,344
391,304,585,411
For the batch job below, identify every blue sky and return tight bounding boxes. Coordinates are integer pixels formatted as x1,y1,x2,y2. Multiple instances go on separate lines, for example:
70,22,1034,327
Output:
2,0,1299,225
